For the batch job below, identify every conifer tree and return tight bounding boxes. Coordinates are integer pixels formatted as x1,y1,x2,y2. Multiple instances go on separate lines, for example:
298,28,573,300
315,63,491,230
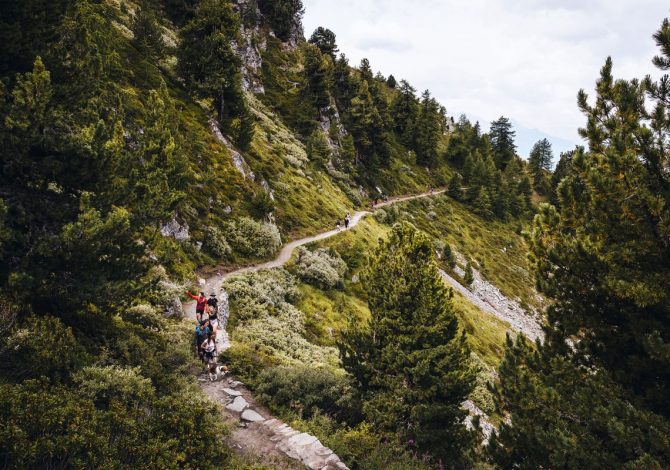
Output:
258,0,303,41
447,173,464,201
489,17,670,468
131,6,165,60
550,147,577,208
414,90,442,167
386,74,397,88
528,138,553,194
489,116,516,170
308,27,338,59
303,43,333,110
391,80,419,148
347,80,389,167
339,222,475,465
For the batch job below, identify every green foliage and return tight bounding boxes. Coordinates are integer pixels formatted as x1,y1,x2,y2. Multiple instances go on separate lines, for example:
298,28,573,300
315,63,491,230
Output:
303,43,333,110
309,27,339,59
202,225,232,259
0,373,230,469
414,90,443,167
528,138,552,194
464,260,474,285
346,80,390,168
177,0,253,142
488,336,670,469
295,246,347,288
306,128,332,162
258,0,304,41
256,365,357,420
489,116,516,170
391,80,419,148
490,17,670,467
131,6,165,60
1,315,86,382
339,222,476,465
226,216,281,258
448,172,464,201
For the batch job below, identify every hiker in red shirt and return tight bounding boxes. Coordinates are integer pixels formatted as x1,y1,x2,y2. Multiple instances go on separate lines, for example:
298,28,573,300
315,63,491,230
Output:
186,291,207,322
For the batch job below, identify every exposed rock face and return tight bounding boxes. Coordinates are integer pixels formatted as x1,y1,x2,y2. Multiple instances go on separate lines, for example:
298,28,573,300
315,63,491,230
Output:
462,399,495,445
164,295,184,318
160,216,189,241
237,22,266,93
440,268,545,342
209,119,256,181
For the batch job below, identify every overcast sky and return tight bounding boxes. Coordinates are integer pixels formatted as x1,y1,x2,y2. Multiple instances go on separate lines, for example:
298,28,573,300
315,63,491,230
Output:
302,0,670,159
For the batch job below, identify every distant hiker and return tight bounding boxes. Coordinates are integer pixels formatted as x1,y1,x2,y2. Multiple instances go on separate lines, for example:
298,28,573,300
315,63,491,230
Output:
186,291,207,322
201,332,218,380
344,213,351,229
195,320,211,362
336,220,342,231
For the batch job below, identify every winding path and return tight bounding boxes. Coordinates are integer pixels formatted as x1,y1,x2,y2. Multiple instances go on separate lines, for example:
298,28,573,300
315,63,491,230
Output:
188,189,447,308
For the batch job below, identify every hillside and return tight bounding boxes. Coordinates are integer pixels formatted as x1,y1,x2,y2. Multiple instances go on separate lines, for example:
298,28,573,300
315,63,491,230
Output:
2,0,669,469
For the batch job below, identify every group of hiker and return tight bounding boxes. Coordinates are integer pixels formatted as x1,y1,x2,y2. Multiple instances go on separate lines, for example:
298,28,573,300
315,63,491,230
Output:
187,290,226,381
336,213,351,231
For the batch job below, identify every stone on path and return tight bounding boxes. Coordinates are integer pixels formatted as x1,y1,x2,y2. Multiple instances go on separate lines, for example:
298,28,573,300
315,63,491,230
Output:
241,409,265,422
225,396,248,413
228,380,243,388
222,388,242,397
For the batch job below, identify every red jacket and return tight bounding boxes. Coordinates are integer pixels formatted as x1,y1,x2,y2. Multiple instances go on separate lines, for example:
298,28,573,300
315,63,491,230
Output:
186,292,207,311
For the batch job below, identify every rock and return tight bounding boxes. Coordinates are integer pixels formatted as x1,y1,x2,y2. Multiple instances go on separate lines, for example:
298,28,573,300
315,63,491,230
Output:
223,205,232,214
351,274,359,283
222,388,242,397
288,432,318,447
160,216,189,241
164,295,183,318
225,396,249,413
228,380,243,388
240,409,265,422
195,241,203,251
198,278,206,286
209,119,255,181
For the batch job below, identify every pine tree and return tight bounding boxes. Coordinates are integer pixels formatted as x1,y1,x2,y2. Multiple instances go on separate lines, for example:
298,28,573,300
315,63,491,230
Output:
489,116,516,170
347,80,389,167
303,44,333,110
528,138,553,194
390,80,419,148
386,74,397,88
339,222,475,465
463,260,474,285
308,27,338,59
257,0,304,41
414,90,442,167
550,147,578,208
131,6,165,60
447,173,464,201
489,17,670,468
472,186,493,219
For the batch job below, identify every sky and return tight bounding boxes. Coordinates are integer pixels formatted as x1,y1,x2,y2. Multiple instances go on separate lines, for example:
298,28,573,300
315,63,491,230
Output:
302,0,670,159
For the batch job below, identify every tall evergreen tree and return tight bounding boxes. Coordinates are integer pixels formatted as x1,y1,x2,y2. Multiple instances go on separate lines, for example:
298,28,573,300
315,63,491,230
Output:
528,138,553,193
257,0,303,41
131,6,165,60
391,80,419,148
489,17,670,468
339,223,475,466
489,116,516,170
414,90,442,167
308,26,338,59
303,43,333,110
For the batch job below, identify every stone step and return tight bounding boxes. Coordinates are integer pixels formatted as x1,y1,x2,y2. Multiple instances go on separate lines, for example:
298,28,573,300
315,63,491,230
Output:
222,387,242,397
241,409,265,422
225,396,248,413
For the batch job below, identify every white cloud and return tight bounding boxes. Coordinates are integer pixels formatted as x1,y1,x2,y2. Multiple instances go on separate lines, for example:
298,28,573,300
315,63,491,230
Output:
302,0,670,156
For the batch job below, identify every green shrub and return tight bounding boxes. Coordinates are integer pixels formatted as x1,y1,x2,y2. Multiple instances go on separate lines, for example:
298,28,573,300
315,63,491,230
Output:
1,315,87,382
256,365,357,420
295,247,347,288
226,217,281,258
220,342,282,386
121,304,167,331
203,225,232,258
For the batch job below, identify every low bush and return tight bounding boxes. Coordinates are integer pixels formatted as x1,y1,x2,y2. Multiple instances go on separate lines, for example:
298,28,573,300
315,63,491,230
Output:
256,365,357,420
202,225,232,258
226,217,281,258
295,247,347,288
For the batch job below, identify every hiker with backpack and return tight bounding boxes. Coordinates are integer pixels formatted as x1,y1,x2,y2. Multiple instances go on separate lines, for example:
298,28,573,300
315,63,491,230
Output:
194,319,211,363
186,290,207,322
207,293,219,332
344,213,351,229
201,331,218,380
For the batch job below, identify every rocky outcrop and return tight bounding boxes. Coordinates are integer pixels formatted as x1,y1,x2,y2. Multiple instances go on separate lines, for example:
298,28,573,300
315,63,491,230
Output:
160,216,189,241
462,399,495,445
209,119,256,181
440,267,544,342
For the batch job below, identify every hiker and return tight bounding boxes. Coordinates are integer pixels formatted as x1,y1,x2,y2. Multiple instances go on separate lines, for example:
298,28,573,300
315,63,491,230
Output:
186,290,207,322
344,213,351,229
195,319,211,362
201,332,218,380
207,293,219,332
336,220,341,231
